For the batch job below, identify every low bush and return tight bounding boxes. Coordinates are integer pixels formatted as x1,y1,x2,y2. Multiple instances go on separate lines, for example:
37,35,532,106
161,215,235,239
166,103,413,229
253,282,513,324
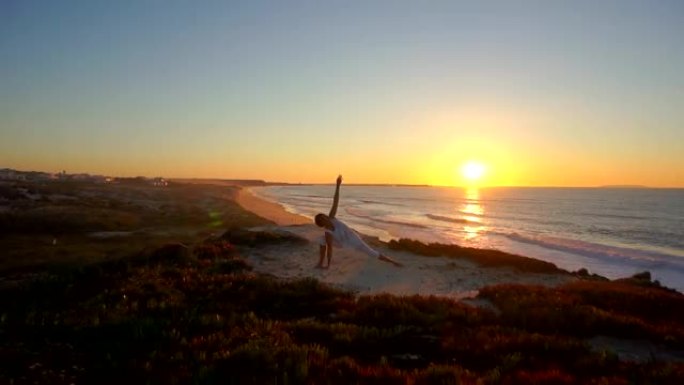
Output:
388,238,564,274
2,239,683,384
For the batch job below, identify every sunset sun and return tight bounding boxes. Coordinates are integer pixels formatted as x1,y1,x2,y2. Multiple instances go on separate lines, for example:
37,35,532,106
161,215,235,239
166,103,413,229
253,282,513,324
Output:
461,161,487,183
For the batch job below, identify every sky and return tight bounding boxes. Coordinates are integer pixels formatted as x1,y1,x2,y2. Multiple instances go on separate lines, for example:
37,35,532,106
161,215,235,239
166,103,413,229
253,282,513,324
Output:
1,0,683,187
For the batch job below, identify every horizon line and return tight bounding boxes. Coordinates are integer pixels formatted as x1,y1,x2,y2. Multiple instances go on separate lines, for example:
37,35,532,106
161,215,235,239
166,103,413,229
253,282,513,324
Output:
2,166,683,189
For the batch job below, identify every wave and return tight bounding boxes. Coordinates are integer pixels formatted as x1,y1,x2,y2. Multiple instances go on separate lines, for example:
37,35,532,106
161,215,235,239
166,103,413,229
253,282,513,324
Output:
282,195,329,203
358,199,404,207
582,212,650,221
373,217,428,229
298,194,329,199
457,209,483,217
590,228,684,250
426,214,475,224
495,231,684,272
344,207,428,229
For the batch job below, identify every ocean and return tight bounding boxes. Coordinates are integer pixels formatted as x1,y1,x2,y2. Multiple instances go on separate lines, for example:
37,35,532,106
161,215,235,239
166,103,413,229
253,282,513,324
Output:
252,185,684,292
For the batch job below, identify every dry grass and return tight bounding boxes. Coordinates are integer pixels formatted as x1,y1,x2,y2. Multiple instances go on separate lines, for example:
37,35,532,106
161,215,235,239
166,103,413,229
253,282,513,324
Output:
0,180,270,274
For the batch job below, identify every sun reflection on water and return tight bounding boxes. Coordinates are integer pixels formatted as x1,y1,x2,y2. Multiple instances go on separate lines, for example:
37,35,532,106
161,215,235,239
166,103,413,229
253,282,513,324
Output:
462,188,485,240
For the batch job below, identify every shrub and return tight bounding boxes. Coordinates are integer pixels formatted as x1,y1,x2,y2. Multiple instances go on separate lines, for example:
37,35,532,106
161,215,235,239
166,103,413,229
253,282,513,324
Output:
147,243,195,266
387,238,564,274
194,240,236,260
220,228,308,247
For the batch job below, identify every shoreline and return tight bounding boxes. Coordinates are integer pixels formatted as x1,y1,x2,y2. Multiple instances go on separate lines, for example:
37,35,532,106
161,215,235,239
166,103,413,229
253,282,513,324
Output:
232,186,579,298
235,187,311,226
235,185,684,292
232,184,681,294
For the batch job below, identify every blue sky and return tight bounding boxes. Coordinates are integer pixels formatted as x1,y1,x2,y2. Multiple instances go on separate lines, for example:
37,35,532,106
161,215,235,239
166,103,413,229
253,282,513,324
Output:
1,0,683,185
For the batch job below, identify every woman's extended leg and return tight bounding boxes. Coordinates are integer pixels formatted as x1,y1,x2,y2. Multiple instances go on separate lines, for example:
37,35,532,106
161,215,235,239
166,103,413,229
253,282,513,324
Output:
378,254,403,267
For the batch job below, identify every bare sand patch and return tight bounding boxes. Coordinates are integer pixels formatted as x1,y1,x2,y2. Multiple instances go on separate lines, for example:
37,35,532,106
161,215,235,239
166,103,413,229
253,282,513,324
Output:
242,224,575,299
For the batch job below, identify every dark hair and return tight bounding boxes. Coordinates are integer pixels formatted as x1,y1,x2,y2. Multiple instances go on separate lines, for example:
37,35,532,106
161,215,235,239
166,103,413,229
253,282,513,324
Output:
314,213,327,227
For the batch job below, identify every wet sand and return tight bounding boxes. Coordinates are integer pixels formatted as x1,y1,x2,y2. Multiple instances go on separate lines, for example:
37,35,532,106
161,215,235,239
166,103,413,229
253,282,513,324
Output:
235,187,311,226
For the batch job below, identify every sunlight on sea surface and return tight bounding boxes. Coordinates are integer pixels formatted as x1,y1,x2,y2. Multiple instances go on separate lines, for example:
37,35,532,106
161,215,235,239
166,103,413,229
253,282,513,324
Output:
461,188,486,240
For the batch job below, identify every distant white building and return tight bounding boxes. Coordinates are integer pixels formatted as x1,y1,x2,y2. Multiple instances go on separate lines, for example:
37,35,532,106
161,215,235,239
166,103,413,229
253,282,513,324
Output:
0,169,25,181
152,177,168,187
0,169,15,180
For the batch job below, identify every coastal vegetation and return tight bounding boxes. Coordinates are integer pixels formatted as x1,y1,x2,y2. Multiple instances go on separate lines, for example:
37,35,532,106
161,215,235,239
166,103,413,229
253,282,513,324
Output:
1,180,683,384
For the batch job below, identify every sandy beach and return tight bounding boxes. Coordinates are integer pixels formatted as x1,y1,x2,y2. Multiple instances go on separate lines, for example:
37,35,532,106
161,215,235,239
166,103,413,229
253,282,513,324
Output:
234,187,575,299
235,187,311,226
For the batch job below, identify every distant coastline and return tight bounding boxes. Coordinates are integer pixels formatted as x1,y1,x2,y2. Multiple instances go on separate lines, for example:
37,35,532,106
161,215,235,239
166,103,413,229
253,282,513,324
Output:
598,185,649,189
3,167,684,189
